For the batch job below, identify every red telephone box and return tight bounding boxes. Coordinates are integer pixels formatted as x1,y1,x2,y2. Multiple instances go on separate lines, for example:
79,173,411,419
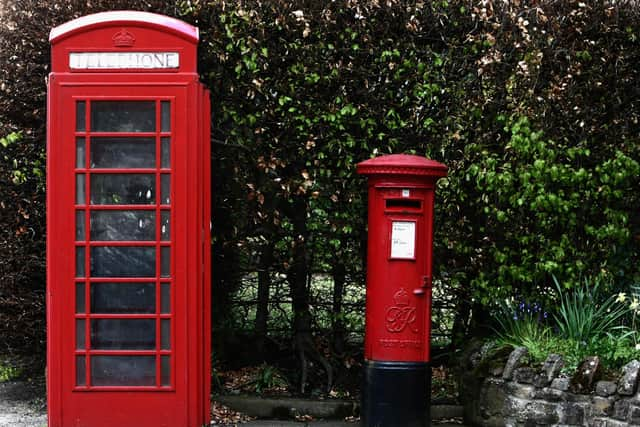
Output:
47,12,211,427
357,154,447,427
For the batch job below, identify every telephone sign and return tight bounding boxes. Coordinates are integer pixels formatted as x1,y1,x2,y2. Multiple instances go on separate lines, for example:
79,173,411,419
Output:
47,12,211,427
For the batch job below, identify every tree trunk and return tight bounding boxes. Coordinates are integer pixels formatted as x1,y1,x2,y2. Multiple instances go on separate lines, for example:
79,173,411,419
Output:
331,261,346,356
449,288,471,354
286,194,332,393
254,242,273,359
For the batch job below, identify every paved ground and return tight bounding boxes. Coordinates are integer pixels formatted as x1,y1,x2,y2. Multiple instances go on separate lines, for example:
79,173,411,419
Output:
224,422,464,426
0,381,47,427
0,380,464,427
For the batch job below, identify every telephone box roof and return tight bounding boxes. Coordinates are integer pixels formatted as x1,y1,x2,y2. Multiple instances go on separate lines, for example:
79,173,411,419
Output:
49,11,199,44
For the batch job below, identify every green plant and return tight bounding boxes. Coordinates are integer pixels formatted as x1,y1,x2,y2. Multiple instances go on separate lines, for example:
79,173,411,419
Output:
0,360,22,382
493,300,551,362
492,277,639,370
252,364,288,394
619,285,640,351
553,276,630,344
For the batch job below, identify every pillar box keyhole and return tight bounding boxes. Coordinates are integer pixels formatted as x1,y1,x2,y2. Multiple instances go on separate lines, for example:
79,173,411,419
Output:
357,154,447,427
47,12,211,427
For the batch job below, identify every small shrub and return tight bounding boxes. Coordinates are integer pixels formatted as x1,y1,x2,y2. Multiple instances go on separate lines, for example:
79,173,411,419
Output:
493,276,640,371
252,364,288,394
553,276,629,344
0,360,22,382
494,299,551,362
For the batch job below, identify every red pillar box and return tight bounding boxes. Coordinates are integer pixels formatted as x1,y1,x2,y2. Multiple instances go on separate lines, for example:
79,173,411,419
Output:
47,12,211,427
356,154,447,427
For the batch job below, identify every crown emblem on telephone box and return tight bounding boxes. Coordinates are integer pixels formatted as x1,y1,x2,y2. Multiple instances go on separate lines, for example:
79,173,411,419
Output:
112,28,135,47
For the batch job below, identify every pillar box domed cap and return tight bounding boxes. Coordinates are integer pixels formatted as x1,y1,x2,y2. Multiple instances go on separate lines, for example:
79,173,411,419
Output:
356,154,447,178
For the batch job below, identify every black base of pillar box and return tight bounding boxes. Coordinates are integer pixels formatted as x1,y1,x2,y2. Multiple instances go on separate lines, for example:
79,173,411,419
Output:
361,360,431,427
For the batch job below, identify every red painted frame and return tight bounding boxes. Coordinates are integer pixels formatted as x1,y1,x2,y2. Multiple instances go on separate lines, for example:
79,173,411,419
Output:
73,96,175,392
48,12,210,427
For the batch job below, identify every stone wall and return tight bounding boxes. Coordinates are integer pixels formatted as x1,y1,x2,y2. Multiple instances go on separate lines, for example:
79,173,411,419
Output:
460,345,640,426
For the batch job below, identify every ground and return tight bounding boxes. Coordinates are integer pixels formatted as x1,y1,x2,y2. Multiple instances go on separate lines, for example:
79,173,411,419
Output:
0,381,47,427
0,364,462,426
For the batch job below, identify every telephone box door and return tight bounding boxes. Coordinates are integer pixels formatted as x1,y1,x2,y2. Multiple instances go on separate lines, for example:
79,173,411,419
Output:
48,83,199,427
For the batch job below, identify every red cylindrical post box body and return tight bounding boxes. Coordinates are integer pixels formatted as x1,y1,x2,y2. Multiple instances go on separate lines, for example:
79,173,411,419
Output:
357,154,446,427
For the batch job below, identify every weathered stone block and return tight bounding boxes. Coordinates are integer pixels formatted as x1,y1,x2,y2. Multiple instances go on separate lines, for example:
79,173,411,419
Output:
570,356,601,394
618,360,640,396
590,418,628,427
536,353,564,387
590,396,615,417
559,402,585,425
628,404,640,425
595,380,618,397
514,367,536,384
526,400,560,424
503,347,529,380
551,377,570,391
506,382,536,400
503,396,559,424
613,398,631,421
534,386,566,402
479,377,507,420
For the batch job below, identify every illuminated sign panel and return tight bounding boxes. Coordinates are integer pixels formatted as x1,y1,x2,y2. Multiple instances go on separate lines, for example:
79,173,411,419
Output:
69,52,180,69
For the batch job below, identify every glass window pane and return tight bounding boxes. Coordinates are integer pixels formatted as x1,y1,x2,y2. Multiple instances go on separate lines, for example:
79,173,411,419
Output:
161,211,170,241
90,174,155,205
76,356,86,386
76,137,85,168
161,101,170,132
76,174,85,205
90,246,155,278
76,283,85,313
91,137,155,169
160,283,170,314
76,210,85,241
161,319,170,350
91,101,155,133
76,247,85,278
91,319,155,350
76,101,86,132
161,174,170,205
91,356,155,387
91,282,155,314
161,247,170,278
91,210,155,241
76,319,85,350
161,356,170,386
161,137,170,169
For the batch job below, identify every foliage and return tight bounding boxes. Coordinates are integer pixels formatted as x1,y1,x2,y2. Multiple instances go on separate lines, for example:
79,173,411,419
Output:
251,364,289,395
493,276,639,372
0,360,22,382
466,117,640,304
617,286,640,352
553,276,630,345
0,1,639,388
494,299,551,361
